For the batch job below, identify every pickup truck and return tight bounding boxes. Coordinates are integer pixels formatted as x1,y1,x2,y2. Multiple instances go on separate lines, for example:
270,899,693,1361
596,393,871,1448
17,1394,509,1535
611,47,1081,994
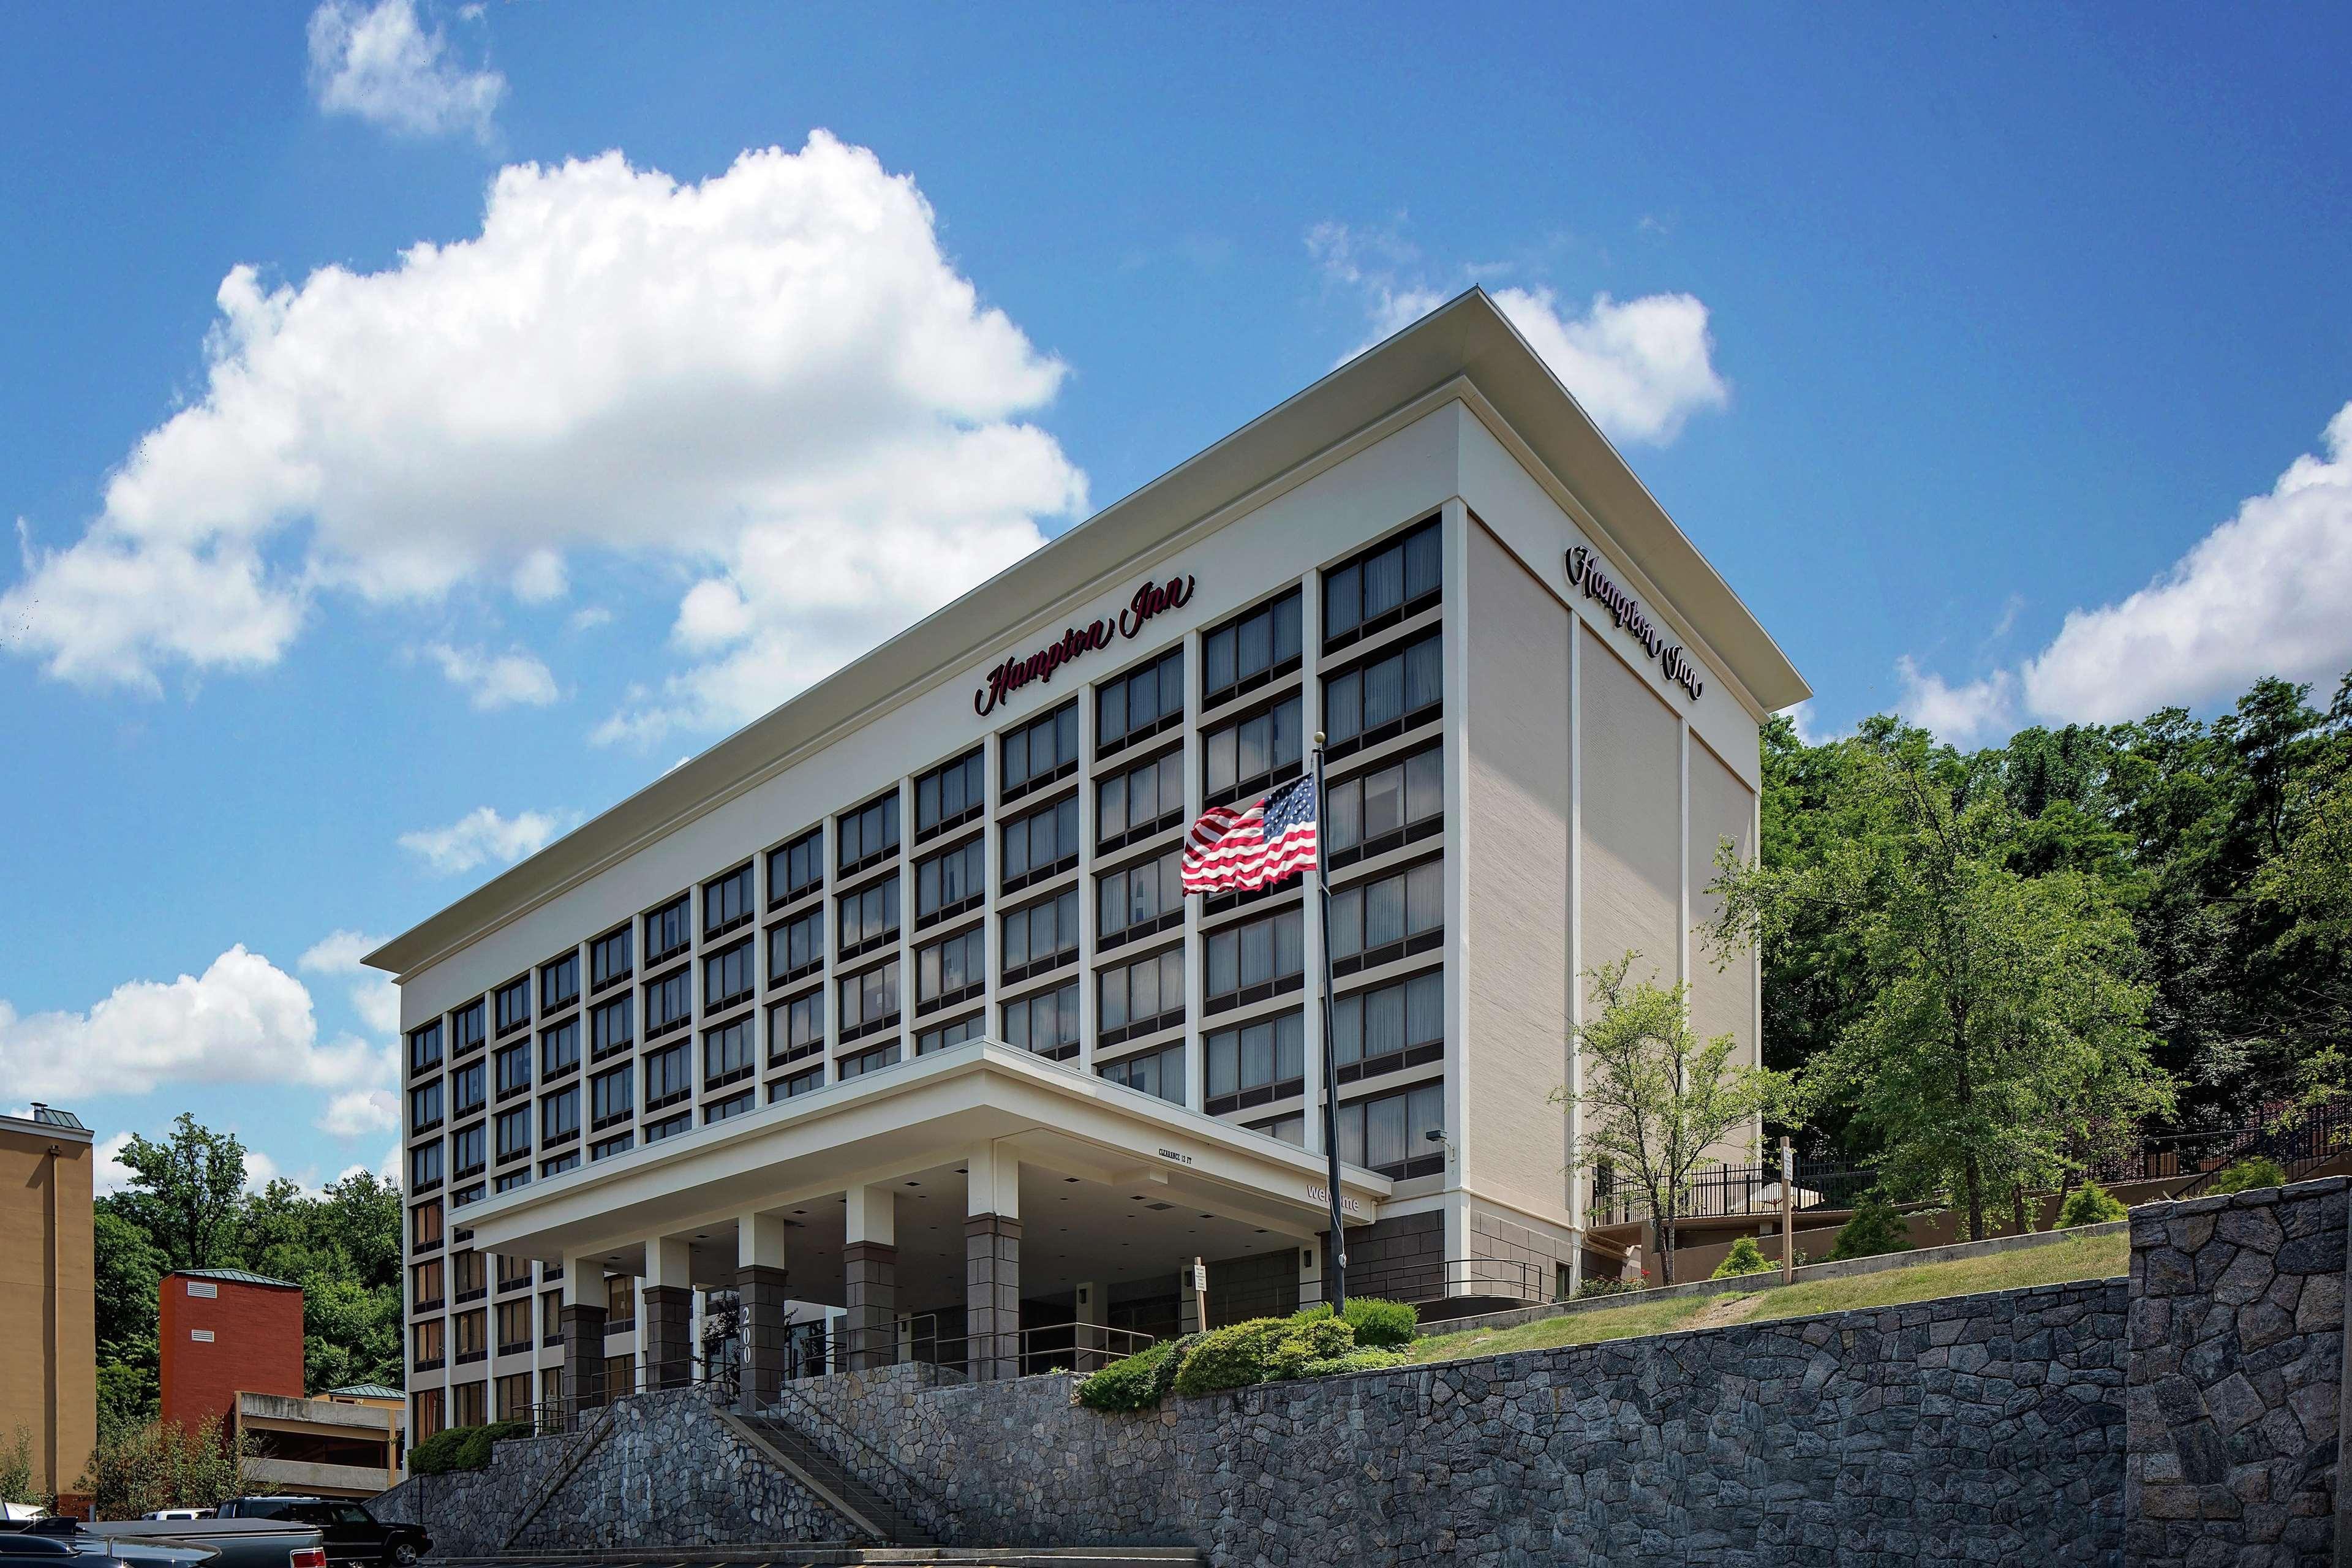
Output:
211,1501,426,1568
1,1515,325,1568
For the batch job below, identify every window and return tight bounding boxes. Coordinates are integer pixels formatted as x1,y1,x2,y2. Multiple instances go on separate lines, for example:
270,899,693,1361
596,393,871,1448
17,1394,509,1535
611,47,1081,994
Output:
703,937,755,1012
539,1085,579,1147
540,1149,579,1177
769,906,824,983
838,1042,901,1080
645,893,692,967
1202,693,1302,805
451,999,486,1058
494,1169,530,1194
1098,847,1183,949
451,1375,487,1419
540,1291,562,1344
449,1178,485,1212
1328,742,1444,866
768,989,824,1066
915,836,987,926
495,1106,531,1164
495,1301,532,1355
769,825,823,907
411,1317,445,1372
704,1090,755,1125
1205,1011,1306,1114
591,1131,633,1163
495,1039,531,1100
768,1065,824,1101
837,876,900,959
915,747,986,841
644,967,692,1038
1001,980,1079,1061
1203,906,1305,1012
411,1199,443,1254
1000,793,1079,891
495,976,532,1036
704,862,756,938
1001,887,1080,980
452,1306,488,1363
838,791,901,874
1335,1079,1445,1178
450,1123,485,1179
916,1014,983,1055
1098,1041,1183,1102
540,1018,581,1079
409,1139,443,1192
643,1110,691,1144
916,925,987,1011
590,1064,633,1130
590,995,633,1060
1098,945,1184,1044
410,1258,444,1311
409,1080,443,1134
1330,858,1444,972
1097,747,1184,851
1096,647,1183,755
408,1021,443,1076
1333,970,1446,1082
1001,699,1079,801
644,1041,691,1112
453,1249,486,1301
1248,1112,1306,1147
704,1015,756,1088
1202,587,1302,707
496,1370,530,1419
412,1387,445,1443
590,924,633,992
837,959,900,1041
451,1060,486,1117
540,951,580,1014
497,1253,532,1292
1324,629,1442,759
1324,516,1441,650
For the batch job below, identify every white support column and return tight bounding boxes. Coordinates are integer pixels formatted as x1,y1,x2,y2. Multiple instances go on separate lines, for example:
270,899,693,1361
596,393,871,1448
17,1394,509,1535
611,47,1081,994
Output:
1076,679,1099,1075
1295,569,1325,1154
966,1141,1022,1220
1566,622,1586,1297
845,1183,897,1246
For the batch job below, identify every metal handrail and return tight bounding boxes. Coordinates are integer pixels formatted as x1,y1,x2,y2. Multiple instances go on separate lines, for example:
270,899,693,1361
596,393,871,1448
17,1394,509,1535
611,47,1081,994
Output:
821,1317,1156,1378
1341,1254,1551,1306
1585,1158,1881,1229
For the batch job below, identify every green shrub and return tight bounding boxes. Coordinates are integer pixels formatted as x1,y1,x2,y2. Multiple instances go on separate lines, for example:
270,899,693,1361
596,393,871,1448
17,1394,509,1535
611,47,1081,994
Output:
1076,1336,1189,1413
1711,1237,1773,1278
1827,1196,1913,1261
409,1420,530,1476
2055,1180,2128,1229
1577,1273,1644,1298
2207,1156,2287,1196
1170,1314,1355,1398
1297,1348,1411,1378
1295,1296,1419,1349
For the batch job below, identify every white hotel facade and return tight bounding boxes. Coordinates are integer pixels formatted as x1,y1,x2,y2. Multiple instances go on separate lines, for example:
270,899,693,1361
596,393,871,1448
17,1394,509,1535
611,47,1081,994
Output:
368,290,1809,1439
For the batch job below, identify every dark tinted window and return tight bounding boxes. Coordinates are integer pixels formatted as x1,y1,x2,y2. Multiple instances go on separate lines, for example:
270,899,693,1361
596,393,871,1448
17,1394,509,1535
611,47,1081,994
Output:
914,748,986,839
1324,516,1441,649
769,826,823,905
1096,649,1183,752
645,894,692,965
1001,700,1079,796
704,863,755,937
1202,587,1302,706
839,792,900,872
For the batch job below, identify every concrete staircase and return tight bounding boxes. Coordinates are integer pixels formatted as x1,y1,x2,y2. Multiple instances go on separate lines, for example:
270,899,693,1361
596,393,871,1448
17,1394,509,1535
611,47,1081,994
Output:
717,1409,935,1547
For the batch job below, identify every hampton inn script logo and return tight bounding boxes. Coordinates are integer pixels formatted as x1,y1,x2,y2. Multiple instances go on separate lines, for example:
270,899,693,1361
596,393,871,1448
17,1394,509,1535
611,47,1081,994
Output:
973,575,1197,717
1564,546,1705,702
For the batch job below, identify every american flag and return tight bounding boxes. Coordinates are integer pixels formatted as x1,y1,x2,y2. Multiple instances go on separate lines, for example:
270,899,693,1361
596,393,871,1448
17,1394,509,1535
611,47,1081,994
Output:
1182,776,1319,894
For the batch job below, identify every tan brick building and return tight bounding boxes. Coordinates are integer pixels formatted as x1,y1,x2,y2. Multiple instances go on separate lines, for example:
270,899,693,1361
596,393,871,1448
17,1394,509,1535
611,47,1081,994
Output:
0,1106,96,1502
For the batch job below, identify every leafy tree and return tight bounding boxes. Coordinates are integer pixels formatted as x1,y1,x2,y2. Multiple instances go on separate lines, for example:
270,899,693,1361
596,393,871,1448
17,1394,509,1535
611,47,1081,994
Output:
1708,739,2172,1240
1557,952,1785,1284
111,1115,247,1272
76,1414,249,1520
1,1425,42,1507
1825,1196,1912,1261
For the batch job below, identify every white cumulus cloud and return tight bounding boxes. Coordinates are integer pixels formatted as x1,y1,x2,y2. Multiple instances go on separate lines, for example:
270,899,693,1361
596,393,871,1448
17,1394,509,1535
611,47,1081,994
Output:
307,0,505,143
1894,402,2352,742
424,643,559,710
1,135,1086,748
0,948,382,1102
1310,222,1728,446
94,1132,137,1199
399,804,578,875
318,1088,401,1138
299,928,402,1036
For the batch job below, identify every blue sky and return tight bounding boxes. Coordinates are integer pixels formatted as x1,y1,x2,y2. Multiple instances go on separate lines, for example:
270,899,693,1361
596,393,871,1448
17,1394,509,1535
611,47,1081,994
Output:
2,2,2347,1195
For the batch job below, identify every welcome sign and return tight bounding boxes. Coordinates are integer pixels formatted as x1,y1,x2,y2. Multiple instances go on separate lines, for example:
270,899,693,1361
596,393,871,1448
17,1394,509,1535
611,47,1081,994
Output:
1565,546,1705,702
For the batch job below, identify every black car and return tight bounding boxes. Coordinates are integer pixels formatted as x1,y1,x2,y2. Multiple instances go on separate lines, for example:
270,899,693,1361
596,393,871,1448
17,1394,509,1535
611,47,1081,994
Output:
211,1501,426,1568
0,1521,216,1568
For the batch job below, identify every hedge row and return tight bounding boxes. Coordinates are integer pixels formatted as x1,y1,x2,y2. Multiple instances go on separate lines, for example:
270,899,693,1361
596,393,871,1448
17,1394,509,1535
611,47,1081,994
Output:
407,1419,532,1475
1075,1297,1415,1412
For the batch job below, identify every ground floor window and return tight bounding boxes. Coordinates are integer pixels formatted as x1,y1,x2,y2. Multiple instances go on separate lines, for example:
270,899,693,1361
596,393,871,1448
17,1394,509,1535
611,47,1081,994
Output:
410,1387,444,1444
495,1372,531,1422
450,1379,486,1428
1335,1079,1444,1179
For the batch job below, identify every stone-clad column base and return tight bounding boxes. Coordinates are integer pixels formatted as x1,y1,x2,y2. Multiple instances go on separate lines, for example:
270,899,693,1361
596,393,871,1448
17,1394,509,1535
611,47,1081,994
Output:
737,1262,790,1411
559,1302,608,1419
843,1241,897,1371
643,1284,692,1391
966,1215,1022,1381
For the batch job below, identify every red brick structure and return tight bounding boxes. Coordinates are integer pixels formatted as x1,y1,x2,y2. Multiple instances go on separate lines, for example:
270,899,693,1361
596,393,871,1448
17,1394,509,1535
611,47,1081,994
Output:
159,1269,304,1434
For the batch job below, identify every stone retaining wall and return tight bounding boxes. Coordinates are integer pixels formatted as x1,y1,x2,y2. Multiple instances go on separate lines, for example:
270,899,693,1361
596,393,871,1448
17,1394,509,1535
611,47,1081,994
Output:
794,1280,2128,1565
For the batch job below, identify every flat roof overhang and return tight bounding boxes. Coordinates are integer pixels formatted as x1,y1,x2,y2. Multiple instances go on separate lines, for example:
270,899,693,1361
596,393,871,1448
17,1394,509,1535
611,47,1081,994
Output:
459,1040,1393,1264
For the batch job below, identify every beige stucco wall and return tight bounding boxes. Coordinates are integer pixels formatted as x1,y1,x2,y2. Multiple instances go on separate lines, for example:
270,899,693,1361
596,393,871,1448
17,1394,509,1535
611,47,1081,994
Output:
0,1123,97,1498
1459,521,1575,1226
1688,737,1760,1069
1576,625,1683,995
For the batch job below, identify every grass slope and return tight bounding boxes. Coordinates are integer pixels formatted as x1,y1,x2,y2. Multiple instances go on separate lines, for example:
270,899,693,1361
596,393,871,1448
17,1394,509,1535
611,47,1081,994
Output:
1407,1229,2131,1366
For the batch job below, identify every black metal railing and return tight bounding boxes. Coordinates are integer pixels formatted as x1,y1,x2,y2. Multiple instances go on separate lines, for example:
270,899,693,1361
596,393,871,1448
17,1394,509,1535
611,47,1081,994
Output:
1585,1158,1880,1229
821,1316,1156,1379
1338,1254,1551,1308
2086,1099,2352,1196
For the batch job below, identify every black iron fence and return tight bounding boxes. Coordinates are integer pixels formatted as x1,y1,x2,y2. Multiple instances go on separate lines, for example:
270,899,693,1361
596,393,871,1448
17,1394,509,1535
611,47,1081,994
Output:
2084,1099,2352,1196
1585,1157,1880,1229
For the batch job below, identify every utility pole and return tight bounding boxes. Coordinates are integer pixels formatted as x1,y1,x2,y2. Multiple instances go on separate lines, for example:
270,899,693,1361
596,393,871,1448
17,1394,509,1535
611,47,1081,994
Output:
1779,1136,1795,1284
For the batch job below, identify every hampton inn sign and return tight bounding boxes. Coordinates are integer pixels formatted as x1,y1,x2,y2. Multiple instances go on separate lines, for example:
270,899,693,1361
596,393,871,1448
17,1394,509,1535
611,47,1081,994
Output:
1565,546,1705,703
973,574,1197,716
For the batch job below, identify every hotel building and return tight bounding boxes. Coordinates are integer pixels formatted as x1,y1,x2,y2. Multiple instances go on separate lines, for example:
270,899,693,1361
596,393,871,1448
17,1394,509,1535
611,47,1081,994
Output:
366,289,1808,1437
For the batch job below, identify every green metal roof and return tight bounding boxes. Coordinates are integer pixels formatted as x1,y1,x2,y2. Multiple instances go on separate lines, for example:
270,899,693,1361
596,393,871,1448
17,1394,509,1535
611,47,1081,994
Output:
325,1383,404,1400
175,1267,300,1289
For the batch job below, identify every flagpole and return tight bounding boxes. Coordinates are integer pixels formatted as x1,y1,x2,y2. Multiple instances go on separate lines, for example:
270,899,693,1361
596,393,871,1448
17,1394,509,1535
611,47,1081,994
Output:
1311,732,1348,1316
